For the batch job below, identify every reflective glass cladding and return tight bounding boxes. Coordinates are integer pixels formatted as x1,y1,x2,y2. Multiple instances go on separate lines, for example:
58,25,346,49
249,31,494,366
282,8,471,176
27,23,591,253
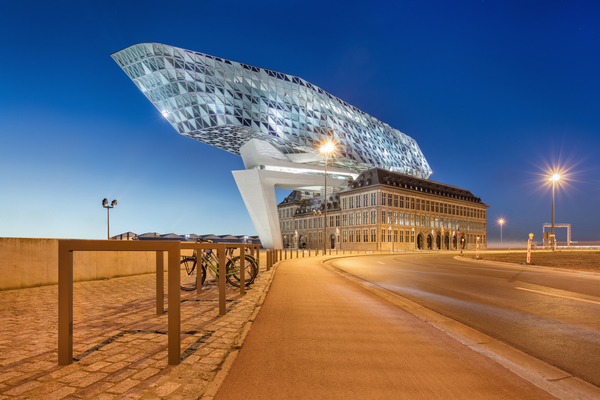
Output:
112,43,432,178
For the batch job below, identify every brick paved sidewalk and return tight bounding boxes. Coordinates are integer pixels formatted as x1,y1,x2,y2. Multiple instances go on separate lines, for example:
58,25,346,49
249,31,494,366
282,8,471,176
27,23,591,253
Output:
0,257,276,400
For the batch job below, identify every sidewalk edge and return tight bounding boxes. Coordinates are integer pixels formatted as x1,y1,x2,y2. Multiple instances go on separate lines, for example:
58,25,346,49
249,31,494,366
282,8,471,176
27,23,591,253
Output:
200,263,279,400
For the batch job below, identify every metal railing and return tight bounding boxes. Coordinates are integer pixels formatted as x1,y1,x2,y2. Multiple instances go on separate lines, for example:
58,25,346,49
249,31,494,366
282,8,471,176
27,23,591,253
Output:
57,240,260,367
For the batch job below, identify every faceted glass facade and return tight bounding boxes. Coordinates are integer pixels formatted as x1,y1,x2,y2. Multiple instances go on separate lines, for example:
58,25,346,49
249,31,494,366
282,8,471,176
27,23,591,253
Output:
112,43,432,178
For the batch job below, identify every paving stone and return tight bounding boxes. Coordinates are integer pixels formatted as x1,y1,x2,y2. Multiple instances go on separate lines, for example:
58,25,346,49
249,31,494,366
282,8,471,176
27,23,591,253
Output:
0,256,275,399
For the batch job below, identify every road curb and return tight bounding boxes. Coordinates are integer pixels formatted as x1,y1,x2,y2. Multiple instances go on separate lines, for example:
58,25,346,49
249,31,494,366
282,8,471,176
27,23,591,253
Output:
323,259,600,400
200,262,279,400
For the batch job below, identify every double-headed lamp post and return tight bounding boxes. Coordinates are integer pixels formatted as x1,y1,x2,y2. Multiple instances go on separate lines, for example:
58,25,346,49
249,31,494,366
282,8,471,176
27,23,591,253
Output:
499,219,504,246
102,198,117,240
550,173,561,250
320,142,335,255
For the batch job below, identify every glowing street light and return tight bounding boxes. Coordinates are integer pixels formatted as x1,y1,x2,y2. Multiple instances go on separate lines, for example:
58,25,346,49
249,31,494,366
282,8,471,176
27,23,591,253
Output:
320,141,336,255
498,219,504,246
549,173,561,250
102,198,117,240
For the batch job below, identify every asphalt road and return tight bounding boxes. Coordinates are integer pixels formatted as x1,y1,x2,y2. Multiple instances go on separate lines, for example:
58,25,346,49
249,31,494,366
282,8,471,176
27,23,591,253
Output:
329,253,600,388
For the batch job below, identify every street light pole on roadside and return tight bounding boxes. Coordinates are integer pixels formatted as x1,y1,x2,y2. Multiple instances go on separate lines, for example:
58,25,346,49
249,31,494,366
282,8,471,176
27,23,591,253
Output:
102,198,118,240
550,173,561,251
320,142,335,256
499,219,504,247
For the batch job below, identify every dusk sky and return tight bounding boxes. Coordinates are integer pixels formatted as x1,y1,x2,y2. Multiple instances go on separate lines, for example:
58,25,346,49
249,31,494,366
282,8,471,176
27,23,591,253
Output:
1,0,599,246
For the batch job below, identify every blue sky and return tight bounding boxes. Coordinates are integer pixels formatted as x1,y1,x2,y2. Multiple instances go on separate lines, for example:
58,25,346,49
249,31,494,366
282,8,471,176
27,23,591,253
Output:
1,0,599,245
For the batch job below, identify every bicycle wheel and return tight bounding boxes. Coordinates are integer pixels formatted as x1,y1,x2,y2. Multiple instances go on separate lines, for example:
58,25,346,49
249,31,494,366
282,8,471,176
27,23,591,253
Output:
225,255,258,287
180,258,197,291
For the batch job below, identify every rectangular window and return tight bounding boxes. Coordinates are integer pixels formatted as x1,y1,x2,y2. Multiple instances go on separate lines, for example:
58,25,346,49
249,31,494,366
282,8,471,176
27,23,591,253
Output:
343,230,347,243
349,197,354,209
387,195,392,207
381,193,387,205
335,215,340,227
388,212,393,224
356,230,361,242
329,216,334,228
435,202,439,213
342,198,347,210
399,196,404,208
381,211,386,224
411,198,415,210
364,194,369,207
371,229,377,243
399,213,404,225
387,229,392,243
416,199,421,211
422,215,426,227
371,192,377,206
411,230,415,243
364,211,369,225
381,229,386,242
349,230,354,242
393,212,398,224
309,219,312,229
349,214,354,226
444,203,448,214
394,195,398,207
356,195,361,208
426,216,430,227
399,230,404,243
356,212,362,225
364,230,369,242
410,214,415,226
342,214,347,226
393,230,398,243
294,220,298,229
426,200,430,212
371,211,377,224
304,219,307,229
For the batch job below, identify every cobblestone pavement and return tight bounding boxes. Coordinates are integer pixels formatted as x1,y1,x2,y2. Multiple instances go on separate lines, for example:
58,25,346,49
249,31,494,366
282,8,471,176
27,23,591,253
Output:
0,255,276,399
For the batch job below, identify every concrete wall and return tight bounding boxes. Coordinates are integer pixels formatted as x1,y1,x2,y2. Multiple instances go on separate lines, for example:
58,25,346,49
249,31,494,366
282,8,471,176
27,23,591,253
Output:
0,237,170,290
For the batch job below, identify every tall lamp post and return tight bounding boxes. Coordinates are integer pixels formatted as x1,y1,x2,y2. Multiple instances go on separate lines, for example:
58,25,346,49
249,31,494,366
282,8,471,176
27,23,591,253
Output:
320,142,335,255
550,173,561,251
499,219,504,246
102,198,117,240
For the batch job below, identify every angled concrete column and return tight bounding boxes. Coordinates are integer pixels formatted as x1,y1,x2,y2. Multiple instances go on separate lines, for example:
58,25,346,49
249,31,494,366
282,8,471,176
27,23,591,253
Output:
233,168,348,250
233,139,356,250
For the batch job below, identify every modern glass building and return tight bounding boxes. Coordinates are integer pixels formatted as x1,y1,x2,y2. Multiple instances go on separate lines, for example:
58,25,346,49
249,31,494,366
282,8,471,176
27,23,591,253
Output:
112,43,434,249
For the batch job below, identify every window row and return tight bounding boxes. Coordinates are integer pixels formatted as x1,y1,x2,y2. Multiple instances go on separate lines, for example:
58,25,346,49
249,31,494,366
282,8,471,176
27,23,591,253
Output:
341,229,416,243
340,192,486,220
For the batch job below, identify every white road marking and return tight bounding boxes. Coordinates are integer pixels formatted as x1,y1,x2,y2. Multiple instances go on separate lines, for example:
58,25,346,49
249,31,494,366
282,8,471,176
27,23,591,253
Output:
515,287,600,305
378,262,385,264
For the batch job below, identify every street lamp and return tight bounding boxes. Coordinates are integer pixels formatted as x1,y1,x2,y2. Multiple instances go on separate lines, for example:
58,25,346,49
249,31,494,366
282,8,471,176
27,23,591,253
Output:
320,141,335,255
549,173,561,251
102,198,117,240
498,219,504,246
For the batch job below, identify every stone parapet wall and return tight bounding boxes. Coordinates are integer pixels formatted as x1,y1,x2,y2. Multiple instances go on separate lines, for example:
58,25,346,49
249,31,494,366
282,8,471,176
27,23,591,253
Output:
0,237,166,290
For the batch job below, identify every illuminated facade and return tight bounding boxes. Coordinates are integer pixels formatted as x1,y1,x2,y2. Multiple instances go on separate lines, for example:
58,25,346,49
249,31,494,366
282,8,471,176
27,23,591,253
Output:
112,43,433,248
278,168,488,251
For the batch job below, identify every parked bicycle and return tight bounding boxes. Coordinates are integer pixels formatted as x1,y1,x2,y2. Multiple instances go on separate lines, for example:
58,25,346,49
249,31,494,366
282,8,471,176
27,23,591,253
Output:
180,239,259,291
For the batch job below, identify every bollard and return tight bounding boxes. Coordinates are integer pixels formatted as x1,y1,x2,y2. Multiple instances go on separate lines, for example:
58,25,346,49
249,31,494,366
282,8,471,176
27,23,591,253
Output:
527,233,533,264
297,248,299,258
